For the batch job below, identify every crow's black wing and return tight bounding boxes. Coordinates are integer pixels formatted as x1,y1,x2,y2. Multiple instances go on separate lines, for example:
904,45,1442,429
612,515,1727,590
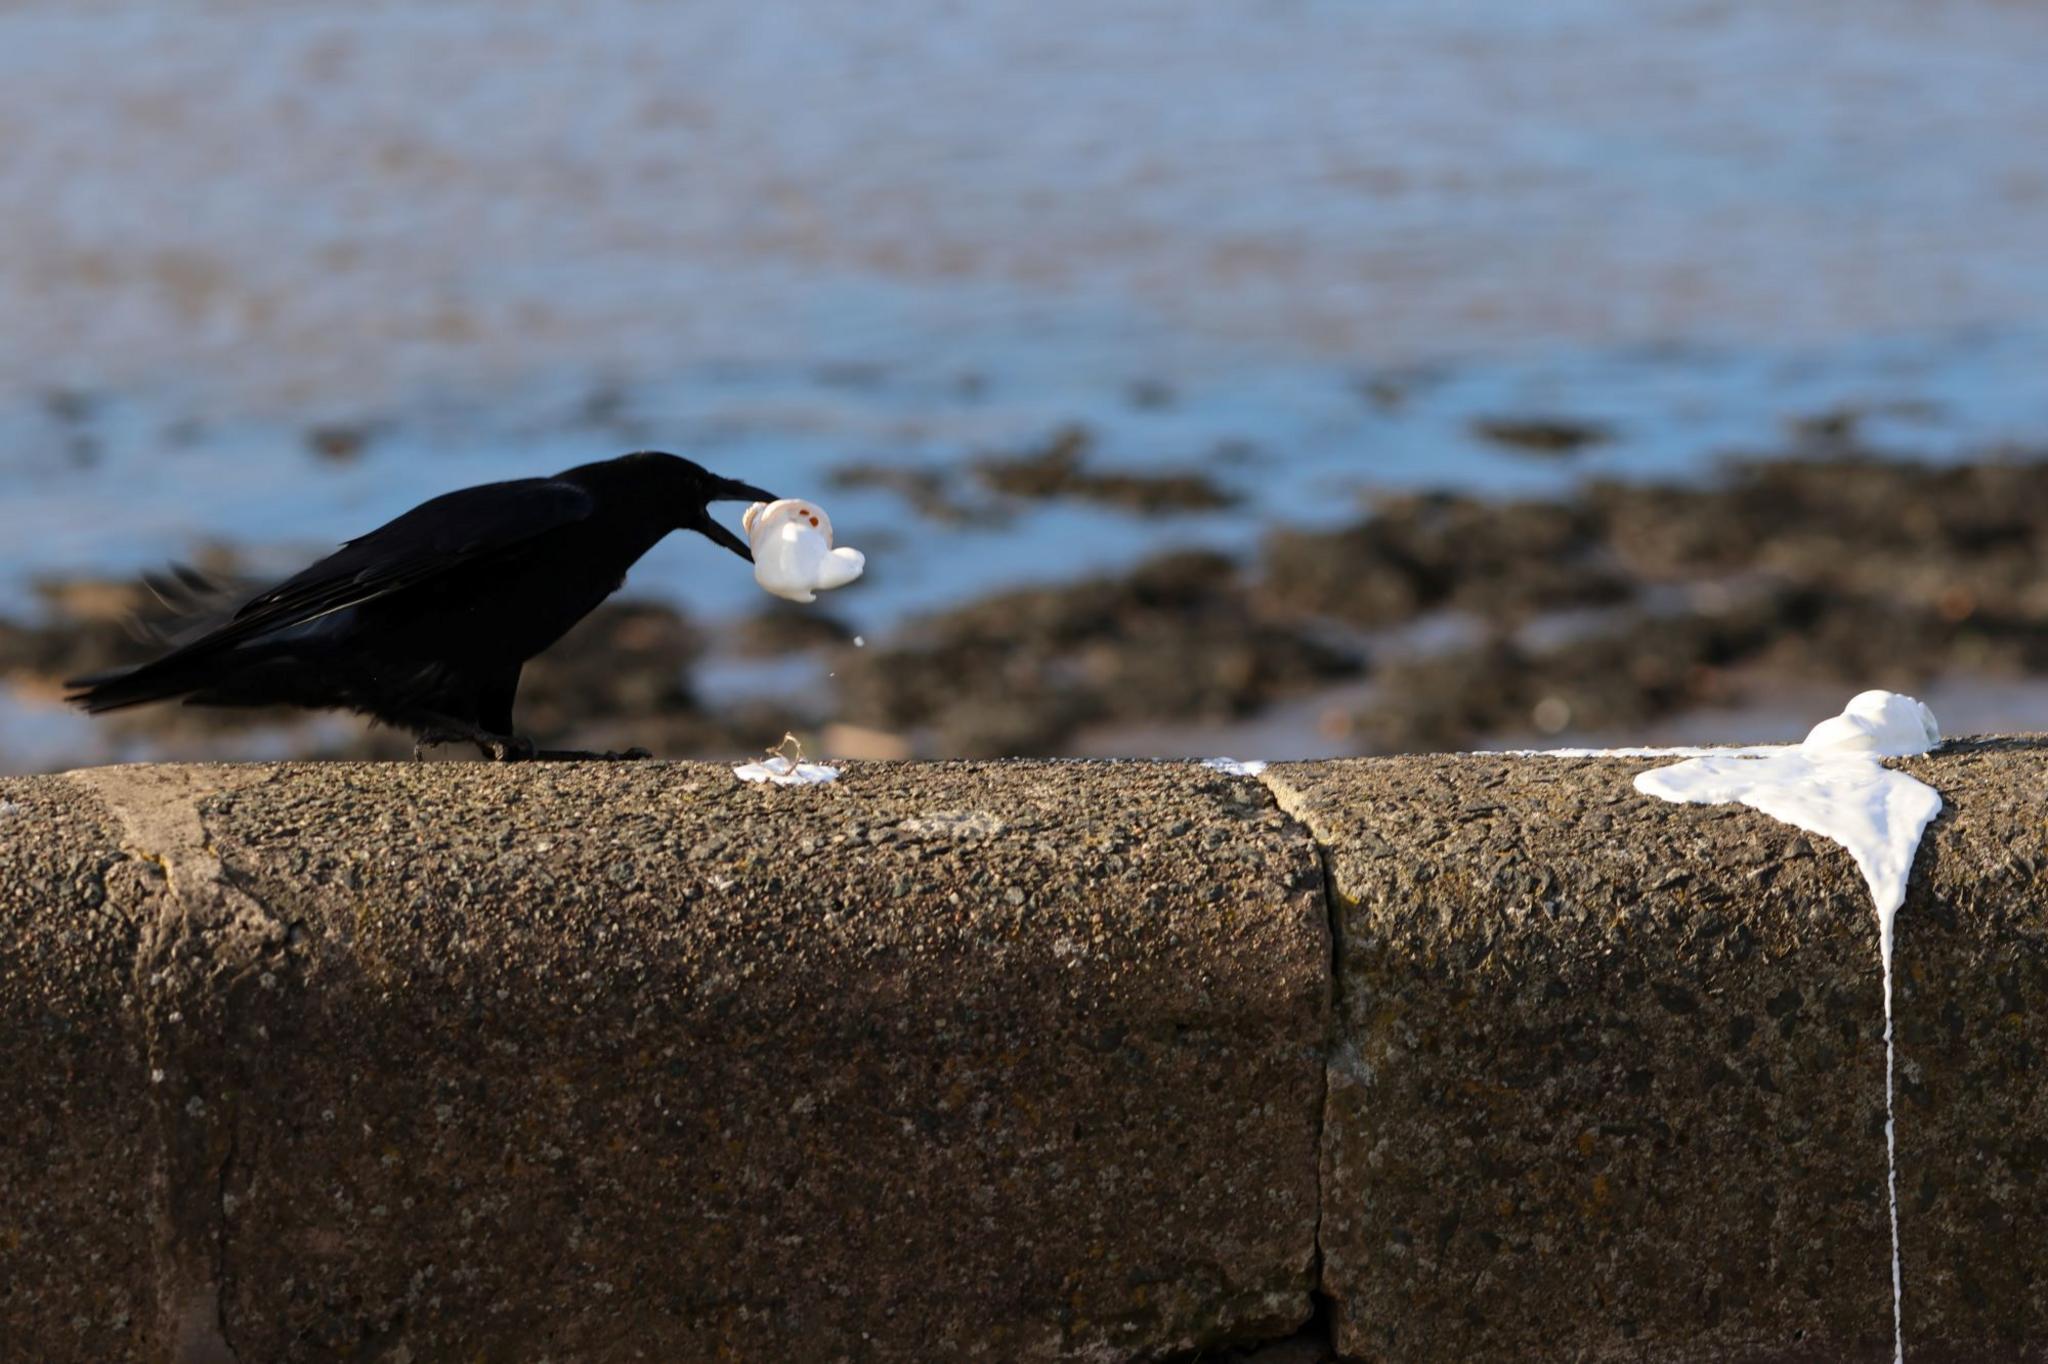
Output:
63,477,599,712
216,477,596,644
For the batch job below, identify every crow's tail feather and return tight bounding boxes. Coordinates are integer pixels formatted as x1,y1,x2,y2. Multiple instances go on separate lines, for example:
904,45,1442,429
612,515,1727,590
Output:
65,651,215,714
65,563,255,713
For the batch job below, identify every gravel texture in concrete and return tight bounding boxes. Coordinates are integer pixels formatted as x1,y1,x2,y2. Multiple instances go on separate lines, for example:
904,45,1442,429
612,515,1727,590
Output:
6,745,2048,1363
1265,741,2048,1364
7,759,1327,1363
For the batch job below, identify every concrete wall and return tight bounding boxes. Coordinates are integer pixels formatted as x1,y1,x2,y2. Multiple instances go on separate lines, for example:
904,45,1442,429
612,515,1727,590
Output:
1,746,2043,1362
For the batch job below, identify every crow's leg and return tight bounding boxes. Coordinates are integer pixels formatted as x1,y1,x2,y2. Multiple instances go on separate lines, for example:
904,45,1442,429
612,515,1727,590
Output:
408,713,535,762
477,667,521,739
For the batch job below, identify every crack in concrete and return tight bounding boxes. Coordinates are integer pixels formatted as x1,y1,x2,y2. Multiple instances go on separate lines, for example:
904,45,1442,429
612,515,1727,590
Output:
1147,765,1342,1363
1255,767,1345,1358
68,765,279,1364
1141,766,1346,1363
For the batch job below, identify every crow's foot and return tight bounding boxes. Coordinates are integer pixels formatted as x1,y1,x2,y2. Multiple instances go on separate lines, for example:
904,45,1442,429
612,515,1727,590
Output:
485,734,539,762
412,723,535,762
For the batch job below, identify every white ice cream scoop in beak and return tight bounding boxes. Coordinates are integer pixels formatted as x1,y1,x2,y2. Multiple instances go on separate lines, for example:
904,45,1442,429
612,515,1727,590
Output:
741,498,866,603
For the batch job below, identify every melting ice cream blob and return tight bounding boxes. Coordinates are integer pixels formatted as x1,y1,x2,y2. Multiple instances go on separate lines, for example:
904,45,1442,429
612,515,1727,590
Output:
1635,691,1942,926
1634,689,1943,1364
742,498,866,603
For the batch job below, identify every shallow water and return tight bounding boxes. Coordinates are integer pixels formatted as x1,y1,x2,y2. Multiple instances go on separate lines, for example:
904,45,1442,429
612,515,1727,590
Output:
8,332,2048,633
5,0,2048,403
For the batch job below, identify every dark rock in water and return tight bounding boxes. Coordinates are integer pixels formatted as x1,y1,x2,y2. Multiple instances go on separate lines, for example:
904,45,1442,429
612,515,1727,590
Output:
1352,361,1455,413
812,359,889,389
1591,455,2048,598
974,424,1239,512
1788,406,1861,447
836,550,1362,757
1125,376,1177,409
729,602,856,656
41,386,98,425
827,460,1004,526
1250,453,2048,750
1350,587,1987,753
578,383,629,427
1353,605,1767,753
974,423,1094,498
827,428,1228,522
1471,415,1614,455
304,422,374,463
1354,373,1410,412
1261,492,1631,627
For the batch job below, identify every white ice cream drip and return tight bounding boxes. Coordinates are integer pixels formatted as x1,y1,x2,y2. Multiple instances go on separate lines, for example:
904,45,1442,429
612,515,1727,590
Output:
1633,688,1942,1364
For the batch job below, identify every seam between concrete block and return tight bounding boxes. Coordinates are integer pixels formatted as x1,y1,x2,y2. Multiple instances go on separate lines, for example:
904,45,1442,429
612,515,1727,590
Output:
67,765,278,1364
1255,770,1343,1329
1250,767,1345,1351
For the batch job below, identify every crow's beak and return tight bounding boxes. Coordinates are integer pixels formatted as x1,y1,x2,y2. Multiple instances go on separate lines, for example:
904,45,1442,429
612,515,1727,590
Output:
709,476,777,504
697,513,755,563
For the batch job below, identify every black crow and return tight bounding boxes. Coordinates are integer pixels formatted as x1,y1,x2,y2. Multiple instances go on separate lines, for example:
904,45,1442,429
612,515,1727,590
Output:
66,451,775,760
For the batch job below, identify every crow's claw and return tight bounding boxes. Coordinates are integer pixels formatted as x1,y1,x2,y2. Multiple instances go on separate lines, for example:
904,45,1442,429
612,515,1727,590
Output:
485,734,539,763
412,722,533,762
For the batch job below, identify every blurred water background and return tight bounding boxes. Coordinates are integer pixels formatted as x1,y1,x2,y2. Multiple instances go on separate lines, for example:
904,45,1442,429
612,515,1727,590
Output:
5,0,2048,771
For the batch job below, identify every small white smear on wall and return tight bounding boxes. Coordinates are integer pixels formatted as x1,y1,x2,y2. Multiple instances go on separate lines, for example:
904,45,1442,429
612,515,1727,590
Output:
732,756,841,787
1201,758,1267,776
1634,689,1942,1364
0,800,20,818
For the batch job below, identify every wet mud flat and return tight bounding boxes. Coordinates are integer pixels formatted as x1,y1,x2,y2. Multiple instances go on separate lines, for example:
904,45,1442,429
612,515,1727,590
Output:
9,444,2048,770
836,449,2048,756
